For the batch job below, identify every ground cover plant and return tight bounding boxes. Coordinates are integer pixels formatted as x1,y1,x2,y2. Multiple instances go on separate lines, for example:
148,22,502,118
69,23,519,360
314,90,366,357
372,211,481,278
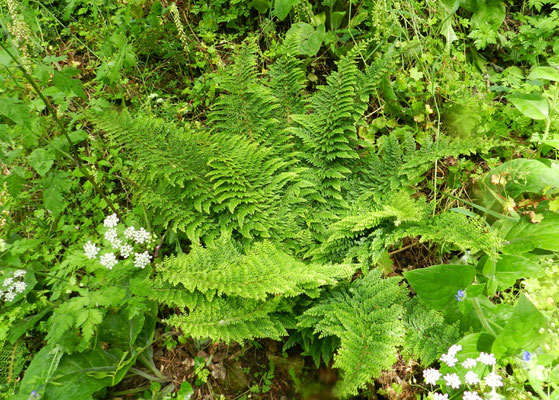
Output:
1,0,559,399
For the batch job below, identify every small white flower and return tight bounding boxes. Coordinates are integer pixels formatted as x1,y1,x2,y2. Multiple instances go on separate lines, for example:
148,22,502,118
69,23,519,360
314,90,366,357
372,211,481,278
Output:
104,213,119,228
433,393,449,400
111,238,122,249
423,368,442,385
3,290,16,302
120,244,133,259
3,278,13,287
104,228,118,243
440,352,458,367
465,371,480,385
478,352,496,366
100,253,118,269
484,372,503,388
133,251,152,269
462,358,477,369
13,270,26,278
443,373,461,389
447,344,463,355
133,227,151,244
463,391,482,400
83,241,100,259
12,281,27,293
124,226,136,239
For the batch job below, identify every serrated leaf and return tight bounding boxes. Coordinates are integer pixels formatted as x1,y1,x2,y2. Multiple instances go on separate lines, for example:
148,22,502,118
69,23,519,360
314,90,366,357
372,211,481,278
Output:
28,148,56,176
508,93,549,120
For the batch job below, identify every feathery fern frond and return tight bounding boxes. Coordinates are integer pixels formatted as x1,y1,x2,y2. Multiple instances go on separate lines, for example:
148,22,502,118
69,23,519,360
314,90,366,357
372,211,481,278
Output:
298,271,406,397
165,296,289,343
159,236,358,301
361,130,496,199
386,210,502,259
267,53,308,122
208,43,283,147
402,298,460,366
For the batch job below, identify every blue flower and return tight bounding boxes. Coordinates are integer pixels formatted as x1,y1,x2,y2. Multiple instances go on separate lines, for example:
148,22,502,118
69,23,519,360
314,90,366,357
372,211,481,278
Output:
522,351,532,361
455,290,466,301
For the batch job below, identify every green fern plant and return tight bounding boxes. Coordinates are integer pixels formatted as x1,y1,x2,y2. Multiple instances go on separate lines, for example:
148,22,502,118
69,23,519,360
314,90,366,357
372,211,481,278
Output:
402,297,461,366
298,270,406,397
91,42,506,395
152,236,358,343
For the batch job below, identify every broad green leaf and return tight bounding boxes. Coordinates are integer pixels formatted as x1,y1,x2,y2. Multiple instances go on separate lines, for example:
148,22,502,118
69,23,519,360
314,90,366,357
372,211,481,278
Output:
404,264,476,311
470,0,505,28
285,22,325,56
508,93,549,120
28,148,56,176
330,11,346,30
273,0,299,20
250,0,270,13
17,345,135,400
528,66,559,82
492,294,547,358
502,212,559,253
482,255,543,294
485,158,559,198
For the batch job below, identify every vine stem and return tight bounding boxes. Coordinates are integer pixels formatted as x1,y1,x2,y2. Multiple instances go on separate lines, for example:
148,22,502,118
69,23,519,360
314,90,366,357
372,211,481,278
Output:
471,297,497,337
0,40,118,215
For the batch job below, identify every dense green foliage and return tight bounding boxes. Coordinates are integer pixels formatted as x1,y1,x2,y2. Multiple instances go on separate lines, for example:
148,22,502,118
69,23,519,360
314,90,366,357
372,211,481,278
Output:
1,0,559,399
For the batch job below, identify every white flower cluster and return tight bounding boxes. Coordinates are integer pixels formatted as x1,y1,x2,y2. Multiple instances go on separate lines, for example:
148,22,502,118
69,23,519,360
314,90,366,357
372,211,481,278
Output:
84,214,154,270
423,344,504,400
1,270,27,302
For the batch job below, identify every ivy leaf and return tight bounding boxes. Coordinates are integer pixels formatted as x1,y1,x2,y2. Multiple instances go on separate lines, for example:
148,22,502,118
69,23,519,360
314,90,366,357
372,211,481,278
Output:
508,93,549,120
492,294,547,358
28,148,56,176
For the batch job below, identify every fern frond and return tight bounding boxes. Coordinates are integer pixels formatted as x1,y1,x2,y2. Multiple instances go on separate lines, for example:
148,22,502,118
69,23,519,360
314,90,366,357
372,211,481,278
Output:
165,296,288,343
298,271,406,397
159,236,358,300
361,130,497,199
402,298,460,366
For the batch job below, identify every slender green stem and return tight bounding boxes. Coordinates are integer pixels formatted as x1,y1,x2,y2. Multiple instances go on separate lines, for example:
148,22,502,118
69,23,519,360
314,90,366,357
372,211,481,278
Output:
472,297,498,337
0,41,118,215
128,367,168,383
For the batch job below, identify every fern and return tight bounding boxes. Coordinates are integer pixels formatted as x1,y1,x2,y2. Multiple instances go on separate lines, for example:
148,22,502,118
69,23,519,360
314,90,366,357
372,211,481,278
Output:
290,50,364,201
156,237,358,343
361,129,496,199
166,296,289,343
298,270,406,397
402,298,461,366
159,237,357,300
